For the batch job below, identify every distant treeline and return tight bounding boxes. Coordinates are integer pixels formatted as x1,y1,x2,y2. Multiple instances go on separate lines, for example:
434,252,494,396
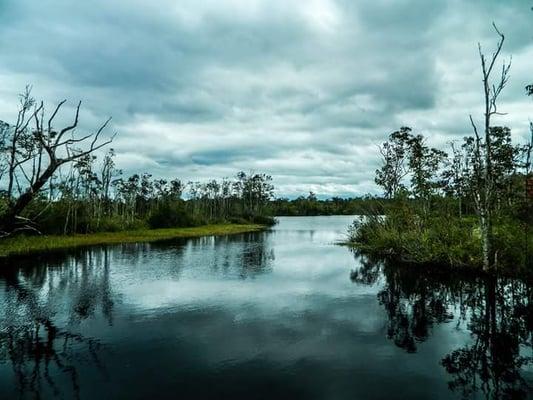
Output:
270,194,390,216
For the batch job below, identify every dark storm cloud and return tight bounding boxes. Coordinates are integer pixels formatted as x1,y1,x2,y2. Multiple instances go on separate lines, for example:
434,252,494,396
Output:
0,0,531,196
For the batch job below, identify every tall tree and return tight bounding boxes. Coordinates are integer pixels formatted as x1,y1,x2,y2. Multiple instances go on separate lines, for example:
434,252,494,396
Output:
468,24,511,271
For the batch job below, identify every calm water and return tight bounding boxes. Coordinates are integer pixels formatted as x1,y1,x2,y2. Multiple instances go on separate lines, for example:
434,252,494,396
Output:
0,216,532,399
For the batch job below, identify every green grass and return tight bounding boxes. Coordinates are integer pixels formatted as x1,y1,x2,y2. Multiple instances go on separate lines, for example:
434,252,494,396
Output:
0,224,265,257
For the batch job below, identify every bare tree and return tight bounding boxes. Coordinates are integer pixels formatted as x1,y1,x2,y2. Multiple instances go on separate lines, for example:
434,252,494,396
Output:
468,24,511,270
0,89,114,236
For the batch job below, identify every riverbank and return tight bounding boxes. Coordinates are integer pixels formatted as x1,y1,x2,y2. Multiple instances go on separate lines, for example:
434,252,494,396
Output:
0,224,265,258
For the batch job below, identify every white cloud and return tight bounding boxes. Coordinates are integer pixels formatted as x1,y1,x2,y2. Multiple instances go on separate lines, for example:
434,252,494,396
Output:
0,0,531,197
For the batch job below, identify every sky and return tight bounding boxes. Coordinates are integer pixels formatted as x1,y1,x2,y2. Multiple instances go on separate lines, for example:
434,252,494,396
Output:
0,0,532,198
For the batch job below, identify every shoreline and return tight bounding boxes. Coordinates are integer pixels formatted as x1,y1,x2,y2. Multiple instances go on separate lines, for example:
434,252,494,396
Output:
343,241,533,278
0,224,266,258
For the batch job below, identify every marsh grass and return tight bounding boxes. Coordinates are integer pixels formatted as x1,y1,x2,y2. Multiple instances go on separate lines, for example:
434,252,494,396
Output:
347,209,532,272
0,224,265,258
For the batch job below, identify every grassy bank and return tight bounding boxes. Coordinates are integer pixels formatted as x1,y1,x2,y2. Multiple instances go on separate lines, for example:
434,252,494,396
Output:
0,224,265,258
346,211,532,273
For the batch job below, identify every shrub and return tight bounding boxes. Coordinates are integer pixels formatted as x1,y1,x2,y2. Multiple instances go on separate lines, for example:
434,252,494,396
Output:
349,205,484,268
91,216,148,232
147,202,200,229
228,217,249,225
250,215,277,226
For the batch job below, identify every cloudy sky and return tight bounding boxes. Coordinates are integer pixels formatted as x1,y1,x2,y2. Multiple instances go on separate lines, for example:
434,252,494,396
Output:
0,0,532,197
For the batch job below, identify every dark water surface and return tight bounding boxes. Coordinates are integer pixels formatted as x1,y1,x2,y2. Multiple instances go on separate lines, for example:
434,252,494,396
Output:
0,216,532,399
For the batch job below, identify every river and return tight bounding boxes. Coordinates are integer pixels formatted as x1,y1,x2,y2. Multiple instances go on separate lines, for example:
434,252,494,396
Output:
0,216,531,399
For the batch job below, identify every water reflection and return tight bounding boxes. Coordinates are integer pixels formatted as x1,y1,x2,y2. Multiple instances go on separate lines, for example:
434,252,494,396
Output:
0,217,532,399
351,253,533,399
0,249,113,399
0,233,275,399
138,231,275,280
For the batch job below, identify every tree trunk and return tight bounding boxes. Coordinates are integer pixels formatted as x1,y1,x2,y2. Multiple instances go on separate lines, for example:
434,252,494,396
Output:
0,163,57,233
480,213,491,271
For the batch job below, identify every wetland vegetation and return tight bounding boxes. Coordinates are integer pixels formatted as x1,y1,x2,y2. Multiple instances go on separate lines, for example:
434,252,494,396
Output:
347,28,533,274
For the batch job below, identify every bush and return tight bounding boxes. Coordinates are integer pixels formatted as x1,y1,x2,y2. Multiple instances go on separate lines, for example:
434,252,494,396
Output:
349,203,533,271
90,216,148,232
228,217,249,225
228,215,276,226
147,202,200,229
349,205,483,268
493,218,531,270
250,215,277,226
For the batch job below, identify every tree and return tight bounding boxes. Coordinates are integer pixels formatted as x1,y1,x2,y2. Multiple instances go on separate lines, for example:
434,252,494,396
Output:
233,171,274,215
376,127,446,208
442,141,471,217
100,148,120,205
375,127,411,199
0,89,114,235
468,24,511,271
405,134,447,213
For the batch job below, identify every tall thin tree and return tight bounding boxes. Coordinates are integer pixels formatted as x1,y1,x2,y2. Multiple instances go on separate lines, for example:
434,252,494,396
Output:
468,24,511,270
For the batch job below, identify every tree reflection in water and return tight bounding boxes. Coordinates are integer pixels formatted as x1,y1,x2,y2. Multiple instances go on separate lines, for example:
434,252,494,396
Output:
0,248,114,399
351,253,533,399
149,231,275,280
0,235,273,399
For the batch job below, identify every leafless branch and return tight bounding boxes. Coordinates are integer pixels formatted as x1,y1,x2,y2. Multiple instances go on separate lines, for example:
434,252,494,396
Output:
47,100,67,133
56,101,81,145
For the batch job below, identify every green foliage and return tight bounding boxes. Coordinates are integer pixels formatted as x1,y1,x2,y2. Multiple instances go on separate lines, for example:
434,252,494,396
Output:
0,166,276,236
355,116,532,272
147,202,201,229
92,217,148,232
227,216,250,225
374,127,410,198
245,214,277,226
405,134,447,203
492,218,530,269
349,203,532,272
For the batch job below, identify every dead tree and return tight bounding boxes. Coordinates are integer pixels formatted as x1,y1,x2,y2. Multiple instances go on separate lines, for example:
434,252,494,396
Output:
469,24,511,271
0,90,114,236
